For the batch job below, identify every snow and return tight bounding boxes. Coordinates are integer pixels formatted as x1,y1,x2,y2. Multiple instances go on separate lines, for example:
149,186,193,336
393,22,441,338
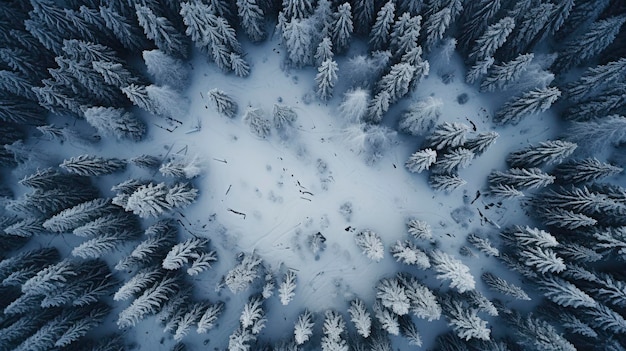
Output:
4,30,565,351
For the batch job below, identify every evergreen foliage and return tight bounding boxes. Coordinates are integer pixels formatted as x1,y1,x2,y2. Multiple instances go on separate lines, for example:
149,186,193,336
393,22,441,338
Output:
60,154,126,176
507,140,577,168
208,88,238,118
354,230,385,262
405,149,437,173
429,250,475,292
399,97,443,135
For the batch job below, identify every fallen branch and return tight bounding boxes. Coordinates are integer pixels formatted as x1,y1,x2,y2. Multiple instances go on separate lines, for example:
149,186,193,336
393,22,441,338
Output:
227,208,246,219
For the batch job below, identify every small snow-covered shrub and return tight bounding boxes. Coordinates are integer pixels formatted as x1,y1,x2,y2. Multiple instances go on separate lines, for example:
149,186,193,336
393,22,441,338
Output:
243,107,271,138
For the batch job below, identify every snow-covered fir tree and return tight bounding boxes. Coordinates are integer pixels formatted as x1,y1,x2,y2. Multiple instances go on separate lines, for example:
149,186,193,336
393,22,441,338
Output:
354,230,385,262
278,269,297,306
348,298,371,338
160,155,202,179
467,234,499,257
377,277,411,315
237,0,266,42
224,252,263,293
208,88,238,118
405,149,437,173
507,140,577,168
427,122,471,150
519,246,566,274
539,207,598,230
500,225,559,248
537,275,597,308
407,219,433,240
72,230,136,259
114,267,164,301
390,240,430,268
294,309,314,345
117,275,180,328
330,3,353,53
135,5,188,59
369,1,395,50
480,53,534,92
146,84,188,119
468,17,514,62
553,15,626,72
84,107,145,141
162,237,209,270
424,7,452,49
322,309,348,350
567,115,626,152
373,300,400,335
338,88,369,123
429,249,475,293
43,198,116,233
60,154,126,176
464,131,499,155
399,97,442,135
197,302,224,334
243,107,271,138
489,168,555,190
315,58,338,101
565,58,626,103
431,147,474,174
143,49,189,91
554,158,623,184
389,13,421,60
377,62,415,103
506,311,576,351
441,297,491,341
281,17,315,67
429,174,467,192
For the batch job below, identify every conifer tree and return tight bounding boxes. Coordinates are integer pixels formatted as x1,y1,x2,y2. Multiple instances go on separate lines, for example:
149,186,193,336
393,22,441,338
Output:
507,312,576,351
481,272,530,300
566,58,626,103
243,107,271,138
352,0,375,34
331,3,353,53
60,154,126,176
322,309,348,350
338,88,369,123
348,299,371,338
390,240,430,268
429,174,467,192
442,298,491,341
430,250,475,292
507,140,577,168
373,301,400,335
480,53,534,92
466,57,494,84
519,246,566,274
224,252,263,293
424,7,451,49
143,49,188,91
377,277,410,315
432,148,474,174
84,107,145,141
585,304,626,334
230,53,250,77
500,225,558,248
567,115,626,152
278,270,297,305
553,16,626,72
162,238,209,270
366,91,391,123
237,0,265,42
390,13,422,59
504,3,554,59
399,97,442,135
489,168,555,189
281,17,314,67
427,122,471,150
316,59,338,101
405,148,437,173
540,207,597,229
114,267,164,301
314,37,333,66
554,158,623,184
468,17,514,62
407,219,433,240
72,230,136,259
464,131,499,155
146,84,188,119
117,275,180,328
369,1,395,50
457,0,501,51
354,230,385,262
208,88,238,118
135,5,188,58
121,84,157,114
197,302,224,334
293,309,314,345
538,275,597,308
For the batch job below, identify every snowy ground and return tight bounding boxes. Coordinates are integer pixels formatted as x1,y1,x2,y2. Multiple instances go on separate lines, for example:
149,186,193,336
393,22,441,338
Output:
16,33,566,349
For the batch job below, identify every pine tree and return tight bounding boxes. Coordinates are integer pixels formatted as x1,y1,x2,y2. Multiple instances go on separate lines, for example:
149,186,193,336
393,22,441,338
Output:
197,302,224,333
538,275,596,308
72,230,136,259
377,277,410,315
348,299,371,338
507,140,577,168
114,267,164,301
282,0,314,19
390,240,430,268
442,298,491,341
240,294,265,330
567,115,626,152
540,207,598,229
464,131,499,155
237,0,266,42
390,13,422,59
19,167,86,191
565,58,626,103
208,88,238,118
519,247,566,274
146,84,188,119
279,270,297,305
430,250,475,292
369,1,395,50
559,312,598,338
162,238,209,270
224,252,263,293
504,3,554,58
366,91,391,123
585,304,626,334
316,59,338,101
99,6,149,51
331,3,353,53
72,212,137,238
507,312,576,351
135,5,188,58
539,185,623,217
424,7,452,49
399,97,443,135
117,275,179,328
500,225,558,248
565,84,626,121
429,174,467,192
352,0,375,34
160,156,202,179
427,122,471,150
83,107,145,141
373,301,400,335
488,168,555,189
131,154,162,169
124,182,172,218
294,309,314,345
467,234,499,256
377,62,415,103
60,154,126,176
0,247,59,287
314,37,333,66
480,53,534,92
281,17,314,67
230,53,250,77
593,273,626,308
354,230,385,262
407,219,432,240
553,16,626,72
432,148,474,174
399,316,422,346
122,84,157,114
457,0,501,51
243,107,271,138
555,158,623,184
468,17,514,62
143,49,189,91
405,148,437,173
